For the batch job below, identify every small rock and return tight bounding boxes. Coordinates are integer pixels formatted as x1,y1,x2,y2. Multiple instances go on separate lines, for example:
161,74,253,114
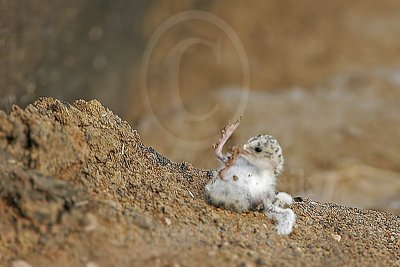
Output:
247,250,256,257
84,213,99,232
255,257,267,266
103,200,121,211
211,213,220,220
239,262,252,267
12,260,33,267
207,248,218,256
231,254,239,261
131,213,156,230
86,262,99,267
332,234,342,242
165,218,172,225
162,205,172,214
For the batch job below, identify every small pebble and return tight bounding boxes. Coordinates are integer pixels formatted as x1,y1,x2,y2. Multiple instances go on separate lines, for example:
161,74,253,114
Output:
247,250,256,257
239,262,252,267
86,262,99,267
255,257,267,266
207,249,217,256
332,234,342,242
12,260,32,267
84,213,99,232
211,213,220,220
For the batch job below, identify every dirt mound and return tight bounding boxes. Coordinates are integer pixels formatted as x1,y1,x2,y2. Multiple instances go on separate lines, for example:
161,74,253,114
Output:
0,98,399,266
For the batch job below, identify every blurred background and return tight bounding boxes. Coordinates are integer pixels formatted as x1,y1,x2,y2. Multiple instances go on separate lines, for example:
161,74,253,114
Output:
1,0,400,213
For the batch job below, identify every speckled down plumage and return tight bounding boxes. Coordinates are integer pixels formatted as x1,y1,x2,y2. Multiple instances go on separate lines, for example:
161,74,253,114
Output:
206,131,296,235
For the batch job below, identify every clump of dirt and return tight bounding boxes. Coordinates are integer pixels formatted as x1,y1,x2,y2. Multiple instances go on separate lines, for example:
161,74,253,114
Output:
0,98,399,266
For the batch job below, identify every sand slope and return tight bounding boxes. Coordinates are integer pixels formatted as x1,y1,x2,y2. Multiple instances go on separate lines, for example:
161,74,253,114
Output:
0,98,398,266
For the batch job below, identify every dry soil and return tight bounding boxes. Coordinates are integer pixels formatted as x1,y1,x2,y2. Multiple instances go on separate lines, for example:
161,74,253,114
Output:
0,98,399,267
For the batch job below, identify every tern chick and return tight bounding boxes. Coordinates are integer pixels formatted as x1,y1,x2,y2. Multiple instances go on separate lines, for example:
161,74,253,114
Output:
205,118,296,235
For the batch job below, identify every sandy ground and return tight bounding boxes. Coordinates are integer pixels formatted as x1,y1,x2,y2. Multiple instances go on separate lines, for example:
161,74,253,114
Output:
0,98,399,267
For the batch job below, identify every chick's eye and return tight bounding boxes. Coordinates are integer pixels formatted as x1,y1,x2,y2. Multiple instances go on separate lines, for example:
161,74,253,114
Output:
254,147,262,153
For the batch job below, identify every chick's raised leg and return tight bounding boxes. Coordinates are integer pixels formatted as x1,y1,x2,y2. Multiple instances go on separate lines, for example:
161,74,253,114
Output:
213,116,242,180
213,116,242,162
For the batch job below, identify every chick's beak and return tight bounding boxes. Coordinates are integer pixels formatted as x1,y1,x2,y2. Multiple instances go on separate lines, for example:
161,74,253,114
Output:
240,146,253,156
